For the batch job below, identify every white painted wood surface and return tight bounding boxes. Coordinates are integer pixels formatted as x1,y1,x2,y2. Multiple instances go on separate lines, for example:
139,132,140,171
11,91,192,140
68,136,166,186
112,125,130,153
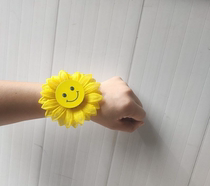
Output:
0,0,209,186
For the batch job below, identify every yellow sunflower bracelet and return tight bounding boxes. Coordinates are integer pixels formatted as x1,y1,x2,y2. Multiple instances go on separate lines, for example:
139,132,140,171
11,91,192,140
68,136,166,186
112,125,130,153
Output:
38,70,103,128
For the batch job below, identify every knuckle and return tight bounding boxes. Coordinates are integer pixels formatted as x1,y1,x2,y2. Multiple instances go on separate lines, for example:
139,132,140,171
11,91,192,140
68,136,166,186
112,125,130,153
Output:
121,99,132,112
142,110,147,119
124,87,133,95
113,76,122,80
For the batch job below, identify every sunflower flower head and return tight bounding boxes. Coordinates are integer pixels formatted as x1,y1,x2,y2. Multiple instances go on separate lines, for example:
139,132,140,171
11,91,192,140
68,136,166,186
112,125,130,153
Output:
38,70,103,128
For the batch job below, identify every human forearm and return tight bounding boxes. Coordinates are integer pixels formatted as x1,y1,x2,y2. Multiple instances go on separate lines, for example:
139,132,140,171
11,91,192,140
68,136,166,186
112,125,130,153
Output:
0,80,45,126
0,77,146,133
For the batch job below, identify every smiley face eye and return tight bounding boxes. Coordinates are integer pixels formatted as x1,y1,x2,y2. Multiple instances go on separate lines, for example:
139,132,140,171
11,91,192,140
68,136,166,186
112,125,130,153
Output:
70,86,74,91
62,93,67,97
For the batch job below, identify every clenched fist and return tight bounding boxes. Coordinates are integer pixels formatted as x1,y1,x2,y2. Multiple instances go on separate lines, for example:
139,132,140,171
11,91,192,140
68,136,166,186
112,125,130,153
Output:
90,76,146,133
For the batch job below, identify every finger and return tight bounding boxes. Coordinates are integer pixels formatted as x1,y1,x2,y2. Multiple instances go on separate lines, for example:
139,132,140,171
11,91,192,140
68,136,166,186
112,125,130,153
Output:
124,100,146,122
119,117,145,126
130,90,143,108
116,119,144,133
122,81,143,108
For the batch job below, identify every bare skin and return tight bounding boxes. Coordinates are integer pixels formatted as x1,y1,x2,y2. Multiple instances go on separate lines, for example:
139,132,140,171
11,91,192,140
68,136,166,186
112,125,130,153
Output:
90,76,146,132
0,80,45,125
0,77,146,132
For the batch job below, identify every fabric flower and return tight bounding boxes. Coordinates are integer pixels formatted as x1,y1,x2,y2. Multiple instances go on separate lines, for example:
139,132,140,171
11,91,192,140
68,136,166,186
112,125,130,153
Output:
39,70,103,128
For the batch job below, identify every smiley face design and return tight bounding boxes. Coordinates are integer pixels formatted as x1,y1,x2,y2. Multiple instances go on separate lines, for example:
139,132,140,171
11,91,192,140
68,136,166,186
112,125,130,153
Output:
55,80,85,108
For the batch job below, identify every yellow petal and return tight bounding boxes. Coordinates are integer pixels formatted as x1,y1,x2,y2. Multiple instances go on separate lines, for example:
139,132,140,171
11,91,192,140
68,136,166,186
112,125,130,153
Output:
53,110,65,121
68,74,73,79
45,109,53,117
41,89,55,99
79,74,92,87
57,111,66,126
46,77,60,90
71,72,82,81
52,75,61,82
72,121,78,128
84,82,100,94
89,78,96,83
38,97,48,104
58,119,65,126
58,70,69,81
74,110,85,125
84,112,91,121
82,103,97,115
65,109,73,128
90,102,100,109
42,84,49,89
85,93,103,103
41,99,58,110
95,90,102,94
78,73,84,81
51,106,65,121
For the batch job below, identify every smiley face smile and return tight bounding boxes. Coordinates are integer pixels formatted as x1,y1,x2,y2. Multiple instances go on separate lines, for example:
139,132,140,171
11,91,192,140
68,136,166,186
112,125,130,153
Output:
66,91,79,102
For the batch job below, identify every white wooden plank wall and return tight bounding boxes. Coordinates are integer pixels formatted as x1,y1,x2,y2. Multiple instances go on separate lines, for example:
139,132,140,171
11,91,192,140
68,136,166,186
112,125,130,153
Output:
0,0,59,185
127,1,210,186
0,0,209,186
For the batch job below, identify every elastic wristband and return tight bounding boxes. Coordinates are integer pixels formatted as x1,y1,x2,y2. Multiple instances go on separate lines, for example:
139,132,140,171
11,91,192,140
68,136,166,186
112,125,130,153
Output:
38,70,103,128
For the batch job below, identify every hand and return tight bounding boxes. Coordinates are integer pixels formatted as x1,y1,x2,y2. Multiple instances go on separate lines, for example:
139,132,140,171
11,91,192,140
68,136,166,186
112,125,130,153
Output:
90,76,146,133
